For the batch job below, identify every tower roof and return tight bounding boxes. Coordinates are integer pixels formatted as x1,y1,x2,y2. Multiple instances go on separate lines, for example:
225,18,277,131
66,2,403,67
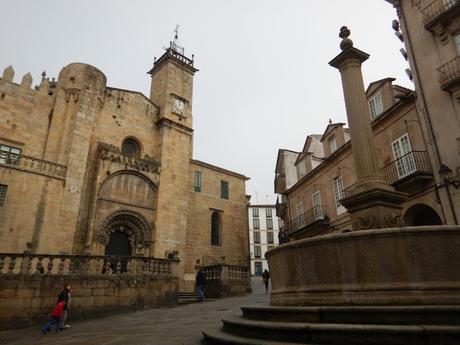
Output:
147,42,198,76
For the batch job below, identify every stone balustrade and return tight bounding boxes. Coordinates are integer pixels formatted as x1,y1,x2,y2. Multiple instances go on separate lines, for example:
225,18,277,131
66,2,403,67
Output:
0,152,66,180
0,253,177,276
201,263,250,298
98,142,161,174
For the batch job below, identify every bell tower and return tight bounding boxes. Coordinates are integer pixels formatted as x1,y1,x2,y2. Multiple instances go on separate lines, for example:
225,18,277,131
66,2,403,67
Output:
148,29,198,289
148,27,198,130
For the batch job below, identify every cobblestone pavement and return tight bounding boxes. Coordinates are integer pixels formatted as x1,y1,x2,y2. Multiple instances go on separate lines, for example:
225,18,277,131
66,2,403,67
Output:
0,278,270,345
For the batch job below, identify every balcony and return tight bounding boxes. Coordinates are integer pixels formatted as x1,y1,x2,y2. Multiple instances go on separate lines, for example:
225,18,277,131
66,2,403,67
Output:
0,152,67,180
287,205,329,239
438,56,460,94
422,0,459,30
380,151,433,194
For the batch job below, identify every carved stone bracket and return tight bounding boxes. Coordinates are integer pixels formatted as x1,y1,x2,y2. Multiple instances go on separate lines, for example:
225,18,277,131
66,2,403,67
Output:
98,142,161,174
65,88,80,102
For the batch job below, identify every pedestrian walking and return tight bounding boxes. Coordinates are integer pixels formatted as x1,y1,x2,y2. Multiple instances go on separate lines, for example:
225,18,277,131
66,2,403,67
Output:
57,284,71,329
262,269,270,293
196,267,206,300
41,300,65,334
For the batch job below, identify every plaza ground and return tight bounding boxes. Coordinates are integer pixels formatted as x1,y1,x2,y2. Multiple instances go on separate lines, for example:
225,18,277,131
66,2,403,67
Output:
0,277,269,345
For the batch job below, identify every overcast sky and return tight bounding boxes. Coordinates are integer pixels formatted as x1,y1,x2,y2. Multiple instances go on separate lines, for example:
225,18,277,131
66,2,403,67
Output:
0,0,410,204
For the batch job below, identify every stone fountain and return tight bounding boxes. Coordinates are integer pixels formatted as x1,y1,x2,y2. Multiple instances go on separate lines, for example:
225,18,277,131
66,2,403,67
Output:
202,28,460,345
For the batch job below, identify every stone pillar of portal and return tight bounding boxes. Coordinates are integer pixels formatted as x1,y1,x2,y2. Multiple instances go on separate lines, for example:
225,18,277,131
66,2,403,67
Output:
329,26,406,230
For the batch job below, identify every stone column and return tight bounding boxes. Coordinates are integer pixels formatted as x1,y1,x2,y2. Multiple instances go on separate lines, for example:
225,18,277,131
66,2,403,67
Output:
329,27,407,230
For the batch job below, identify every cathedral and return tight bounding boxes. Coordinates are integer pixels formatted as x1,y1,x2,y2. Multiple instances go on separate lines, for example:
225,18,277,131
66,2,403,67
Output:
0,40,250,290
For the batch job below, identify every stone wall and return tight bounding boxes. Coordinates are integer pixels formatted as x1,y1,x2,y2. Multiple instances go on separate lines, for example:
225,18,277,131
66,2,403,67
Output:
0,253,179,330
0,273,177,330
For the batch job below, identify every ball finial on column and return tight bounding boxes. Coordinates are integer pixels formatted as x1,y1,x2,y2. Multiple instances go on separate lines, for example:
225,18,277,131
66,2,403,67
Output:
339,26,353,51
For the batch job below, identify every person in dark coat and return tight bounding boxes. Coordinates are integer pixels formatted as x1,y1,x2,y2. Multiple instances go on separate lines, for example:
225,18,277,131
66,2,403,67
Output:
57,284,71,329
262,269,270,293
196,267,206,300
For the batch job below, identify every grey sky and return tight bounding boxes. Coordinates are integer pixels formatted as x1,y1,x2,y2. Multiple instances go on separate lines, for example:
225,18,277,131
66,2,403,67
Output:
0,0,409,204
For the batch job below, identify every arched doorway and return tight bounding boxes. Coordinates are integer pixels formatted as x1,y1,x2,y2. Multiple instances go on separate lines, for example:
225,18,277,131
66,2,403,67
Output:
97,210,152,272
404,204,442,226
105,231,132,257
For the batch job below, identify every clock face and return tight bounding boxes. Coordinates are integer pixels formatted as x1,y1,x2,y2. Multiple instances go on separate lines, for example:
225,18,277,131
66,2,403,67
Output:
174,98,185,111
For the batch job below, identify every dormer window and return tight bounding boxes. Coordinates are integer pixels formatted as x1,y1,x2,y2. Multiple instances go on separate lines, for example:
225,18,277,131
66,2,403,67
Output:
329,136,337,153
369,92,384,119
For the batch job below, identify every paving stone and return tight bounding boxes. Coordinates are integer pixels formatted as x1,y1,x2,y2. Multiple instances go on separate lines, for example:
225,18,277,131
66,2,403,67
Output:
0,278,269,345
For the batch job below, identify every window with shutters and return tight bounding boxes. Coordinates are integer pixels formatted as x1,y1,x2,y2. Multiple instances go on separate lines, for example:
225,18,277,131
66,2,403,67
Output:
220,180,229,199
266,218,273,230
266,208,272,218
267,232,274,244
312,191,323,220
332,176,346,215
0,184,7,206
296,202,305,227
194,171,202,192
252,208,259,218
253,231,261,243
392,133,416,179
253,218,260,229
211,212,221,246
254,246,262,258
368,92,384,119
0,145,21,165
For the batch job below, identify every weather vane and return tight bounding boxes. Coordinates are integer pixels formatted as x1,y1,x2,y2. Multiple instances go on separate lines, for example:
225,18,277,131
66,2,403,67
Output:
171,24,184,54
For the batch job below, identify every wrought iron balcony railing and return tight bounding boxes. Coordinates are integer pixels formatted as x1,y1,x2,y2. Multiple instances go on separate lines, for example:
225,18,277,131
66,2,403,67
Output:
381,151,432,186
0,152,67,180
422,0,459,28
288,205,326,235
438,56,460,91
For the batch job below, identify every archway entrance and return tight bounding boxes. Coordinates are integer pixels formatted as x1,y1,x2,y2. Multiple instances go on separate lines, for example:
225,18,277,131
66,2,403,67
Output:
105,230,133,273
404,204,442,226
105,231,132,257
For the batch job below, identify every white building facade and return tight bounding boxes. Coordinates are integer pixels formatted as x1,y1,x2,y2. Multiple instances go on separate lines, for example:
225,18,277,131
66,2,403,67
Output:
248,204,281,276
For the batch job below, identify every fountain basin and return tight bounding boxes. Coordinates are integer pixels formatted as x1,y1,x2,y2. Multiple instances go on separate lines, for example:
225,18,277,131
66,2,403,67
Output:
266,225,460,306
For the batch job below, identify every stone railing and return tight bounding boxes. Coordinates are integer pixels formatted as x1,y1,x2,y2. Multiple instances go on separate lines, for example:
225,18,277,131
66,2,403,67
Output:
0,152,66,180
421,0,458,26
0,253,177,276
227,265,250,281
202,264,249,281
437,56,460,91
98,142,161,174
202,264,222,280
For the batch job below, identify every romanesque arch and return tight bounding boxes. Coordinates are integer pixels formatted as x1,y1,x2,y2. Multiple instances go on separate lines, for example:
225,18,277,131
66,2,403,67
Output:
95,209,152,249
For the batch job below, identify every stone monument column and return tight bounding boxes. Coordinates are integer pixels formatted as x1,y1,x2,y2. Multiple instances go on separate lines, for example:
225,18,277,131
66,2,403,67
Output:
329,27,407,230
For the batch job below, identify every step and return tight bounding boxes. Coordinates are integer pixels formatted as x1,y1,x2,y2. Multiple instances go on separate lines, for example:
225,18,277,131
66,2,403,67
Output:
241,305,460,325
202,327,308,345
221,316,460,345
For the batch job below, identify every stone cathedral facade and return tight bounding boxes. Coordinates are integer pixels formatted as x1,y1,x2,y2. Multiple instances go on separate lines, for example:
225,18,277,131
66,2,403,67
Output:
0,43,250,290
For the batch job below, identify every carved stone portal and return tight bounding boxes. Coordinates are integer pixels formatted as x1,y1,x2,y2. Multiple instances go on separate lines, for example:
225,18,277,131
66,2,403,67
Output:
95,210,153,250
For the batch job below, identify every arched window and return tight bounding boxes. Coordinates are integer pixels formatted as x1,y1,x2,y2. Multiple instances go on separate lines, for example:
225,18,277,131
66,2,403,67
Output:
121,138,141,158
211,212,221,246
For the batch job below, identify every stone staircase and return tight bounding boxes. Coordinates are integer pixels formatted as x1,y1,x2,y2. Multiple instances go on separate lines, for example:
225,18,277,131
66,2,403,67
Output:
202,305,460,344
177,291,202,304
